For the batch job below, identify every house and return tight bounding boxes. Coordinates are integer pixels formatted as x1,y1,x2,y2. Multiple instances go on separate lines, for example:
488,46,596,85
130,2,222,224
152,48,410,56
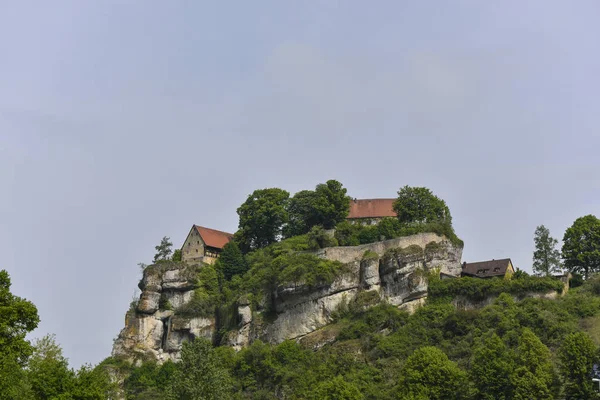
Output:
347,198,396,224
181,225,234,265
461,258,515,279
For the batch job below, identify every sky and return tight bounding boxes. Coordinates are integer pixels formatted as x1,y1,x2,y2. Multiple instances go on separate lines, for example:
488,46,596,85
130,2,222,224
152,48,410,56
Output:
1,1,600,368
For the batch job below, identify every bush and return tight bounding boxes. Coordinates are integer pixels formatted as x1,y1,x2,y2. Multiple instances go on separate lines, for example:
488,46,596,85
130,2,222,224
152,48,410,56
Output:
334,218,463,247
428,276,565,302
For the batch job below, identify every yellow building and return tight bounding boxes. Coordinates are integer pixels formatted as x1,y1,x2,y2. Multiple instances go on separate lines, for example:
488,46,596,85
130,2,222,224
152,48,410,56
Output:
181,225,233,265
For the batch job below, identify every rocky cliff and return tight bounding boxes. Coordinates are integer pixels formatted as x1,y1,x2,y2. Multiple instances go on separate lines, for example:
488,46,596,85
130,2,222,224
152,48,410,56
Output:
112,233,463,363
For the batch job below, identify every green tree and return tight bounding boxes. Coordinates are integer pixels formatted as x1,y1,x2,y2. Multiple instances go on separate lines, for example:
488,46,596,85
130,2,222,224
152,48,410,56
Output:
311,375,363,400
285,190,322,237
393,186,451,226
558,332,598,399
70,363,118,400
0,270,39,400
510,328,556,400
285,180,351,237
398,346,469,400
171,249,182,262
168,338,233,400
470,333,514,400
0,270,39,364
562,215,600,279
236,188,290,252
313,179,351,229
153,236,173,263
27,334,75,399
533,225,562,276
217,241,248,281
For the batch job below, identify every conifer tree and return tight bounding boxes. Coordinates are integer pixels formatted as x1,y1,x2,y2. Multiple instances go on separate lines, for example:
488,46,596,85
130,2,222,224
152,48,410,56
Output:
532,225,562,276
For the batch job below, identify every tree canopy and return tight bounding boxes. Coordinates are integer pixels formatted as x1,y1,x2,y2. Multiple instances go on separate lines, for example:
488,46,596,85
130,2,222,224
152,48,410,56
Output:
562,215,600,279
285,180,350,237
216,241,249,281
393,186,452,226
236,188,290,252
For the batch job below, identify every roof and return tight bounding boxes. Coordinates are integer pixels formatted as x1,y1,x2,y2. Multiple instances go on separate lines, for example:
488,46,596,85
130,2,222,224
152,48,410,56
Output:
347,198,396,219
194,225,234,249
461,258,513,278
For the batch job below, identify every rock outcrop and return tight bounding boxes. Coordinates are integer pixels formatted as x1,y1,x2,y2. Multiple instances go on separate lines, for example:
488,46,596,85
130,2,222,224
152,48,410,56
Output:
111,262,216,364
112,233,463,363
229,233,462,348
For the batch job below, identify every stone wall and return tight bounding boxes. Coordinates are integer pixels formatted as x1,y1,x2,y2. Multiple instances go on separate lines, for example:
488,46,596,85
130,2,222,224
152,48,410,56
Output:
181,228,205,264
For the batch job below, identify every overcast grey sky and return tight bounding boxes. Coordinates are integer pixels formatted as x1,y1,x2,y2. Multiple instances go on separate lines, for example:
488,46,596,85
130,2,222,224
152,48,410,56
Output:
1,1,599,367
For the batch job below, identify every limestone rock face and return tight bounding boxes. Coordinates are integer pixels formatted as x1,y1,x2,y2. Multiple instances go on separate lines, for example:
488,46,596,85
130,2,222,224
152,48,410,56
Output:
113,234,463,362
112,262,216,364
237,233,463,346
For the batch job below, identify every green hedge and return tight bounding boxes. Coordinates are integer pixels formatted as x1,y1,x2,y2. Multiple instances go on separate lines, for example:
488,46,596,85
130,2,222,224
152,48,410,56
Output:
428,276,565,302
335,218,463,247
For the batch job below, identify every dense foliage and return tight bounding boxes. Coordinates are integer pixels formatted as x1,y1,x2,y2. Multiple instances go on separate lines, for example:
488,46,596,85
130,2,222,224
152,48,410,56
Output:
117,275,600,399
562,214,600,279
236,188,291,252
335,218,463,247
428,275,565,302
393,186,452,225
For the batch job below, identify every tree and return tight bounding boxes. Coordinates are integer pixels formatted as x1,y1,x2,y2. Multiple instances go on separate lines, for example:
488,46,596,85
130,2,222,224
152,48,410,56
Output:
562,215,600,279
313,179,351,229
392,186,451,226
285,190,322,238
171,249,182,262
470,333,514,400
510,328,556,400
285,180,351,237
216,241,248,281
236,188,290,252
558,332,598,399
532,225,562,276
153,236,173,263
0,270,39,399
167,338,233,400
312,375,363,400
27,334,75,399
398,346,469,400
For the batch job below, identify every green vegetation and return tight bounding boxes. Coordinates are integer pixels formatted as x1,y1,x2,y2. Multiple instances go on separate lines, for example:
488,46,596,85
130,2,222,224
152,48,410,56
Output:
335,218,463,247
285,180,350,237
114,275,600,399
562,214,600,279
215,241,248,281
0,270,116,399
428,275,565,302
153,236,173,263
236,188,291,252
533,225,562,276
393,185,452,226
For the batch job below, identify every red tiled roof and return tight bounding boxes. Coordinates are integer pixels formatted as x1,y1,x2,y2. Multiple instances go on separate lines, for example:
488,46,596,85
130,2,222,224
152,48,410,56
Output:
194,225,234,249
347,199,396,219
461,258,513,278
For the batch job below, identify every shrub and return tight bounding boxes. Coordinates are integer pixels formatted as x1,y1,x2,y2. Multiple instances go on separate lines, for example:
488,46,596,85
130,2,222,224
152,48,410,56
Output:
428,276,565,302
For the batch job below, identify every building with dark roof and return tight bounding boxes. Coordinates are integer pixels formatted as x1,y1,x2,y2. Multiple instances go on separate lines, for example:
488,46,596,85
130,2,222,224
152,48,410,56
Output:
181,225,234,265
461,258,515,279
